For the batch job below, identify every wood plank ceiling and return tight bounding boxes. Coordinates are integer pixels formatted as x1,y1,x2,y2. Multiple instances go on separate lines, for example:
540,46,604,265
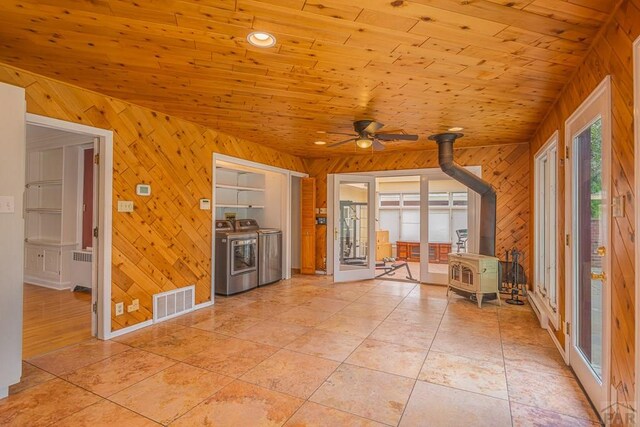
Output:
0,0,615,157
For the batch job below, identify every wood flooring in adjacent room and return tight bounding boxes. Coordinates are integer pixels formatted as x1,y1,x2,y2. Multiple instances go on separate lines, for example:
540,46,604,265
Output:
22,283,92,359
4,276,598,426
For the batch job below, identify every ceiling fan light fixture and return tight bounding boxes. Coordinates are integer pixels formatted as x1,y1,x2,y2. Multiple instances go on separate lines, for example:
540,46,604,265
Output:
448,126,464,132
247,31,277,48
356,138,373,149
314,140,327,145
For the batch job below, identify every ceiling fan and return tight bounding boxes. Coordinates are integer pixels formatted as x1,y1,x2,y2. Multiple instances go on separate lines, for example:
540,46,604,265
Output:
325,120,419,151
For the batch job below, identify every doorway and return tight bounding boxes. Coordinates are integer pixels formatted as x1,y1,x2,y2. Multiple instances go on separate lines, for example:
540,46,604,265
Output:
22,121,102,358
565,76,612,411
328,168,480,284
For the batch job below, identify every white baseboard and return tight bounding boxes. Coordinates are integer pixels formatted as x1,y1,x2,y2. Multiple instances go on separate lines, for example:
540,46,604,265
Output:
0,386,8,399
106,319,153,340
105,299,214,340
547,328,568,364
24,276,71,290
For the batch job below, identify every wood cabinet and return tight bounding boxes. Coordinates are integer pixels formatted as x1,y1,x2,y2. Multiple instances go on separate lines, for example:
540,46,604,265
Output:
375,230,392,260
300,178,316,274
396,241,420,262
24,243,74,289
428,243,453,264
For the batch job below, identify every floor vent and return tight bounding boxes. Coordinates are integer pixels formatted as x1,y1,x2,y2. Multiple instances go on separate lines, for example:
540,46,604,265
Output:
153,285,195,323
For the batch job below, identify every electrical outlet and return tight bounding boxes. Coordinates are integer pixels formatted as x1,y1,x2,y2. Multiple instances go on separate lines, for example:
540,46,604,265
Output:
117,200,134,212
115,302,124,316
127,304,136,313
132,299,139,310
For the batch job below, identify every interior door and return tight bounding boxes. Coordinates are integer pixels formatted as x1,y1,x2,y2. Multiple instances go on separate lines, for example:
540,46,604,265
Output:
300,178,316,274
333,174,375,282
567,78,611,411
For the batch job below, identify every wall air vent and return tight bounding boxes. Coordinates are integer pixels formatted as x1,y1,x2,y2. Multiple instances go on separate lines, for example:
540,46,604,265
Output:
152,285,195,323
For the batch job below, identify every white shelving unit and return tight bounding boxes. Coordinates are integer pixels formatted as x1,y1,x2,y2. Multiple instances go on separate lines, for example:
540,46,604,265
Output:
215,166,266,222
24,146,80,289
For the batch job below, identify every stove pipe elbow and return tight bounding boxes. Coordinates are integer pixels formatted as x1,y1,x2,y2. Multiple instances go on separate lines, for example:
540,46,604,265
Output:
429,133,496,257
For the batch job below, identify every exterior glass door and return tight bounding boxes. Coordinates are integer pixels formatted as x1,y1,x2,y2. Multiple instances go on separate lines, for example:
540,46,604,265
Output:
566,77,611,413
333,175,375,282
573,119,605,380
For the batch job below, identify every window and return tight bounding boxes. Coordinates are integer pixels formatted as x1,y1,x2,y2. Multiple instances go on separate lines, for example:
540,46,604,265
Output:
378,192,419,243
534,133,559,328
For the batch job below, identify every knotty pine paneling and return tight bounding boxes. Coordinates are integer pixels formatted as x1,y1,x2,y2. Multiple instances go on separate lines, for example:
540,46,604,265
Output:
529,0,637,408
0,63,306,332
305,143,530,277
0,0,616,157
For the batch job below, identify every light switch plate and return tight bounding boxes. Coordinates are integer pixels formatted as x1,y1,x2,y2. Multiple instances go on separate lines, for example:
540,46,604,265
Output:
117,200,134,212
0,196,15,213
115,302,124,316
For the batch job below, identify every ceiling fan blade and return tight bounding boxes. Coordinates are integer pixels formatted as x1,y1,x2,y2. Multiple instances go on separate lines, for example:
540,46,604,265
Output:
363,121,384,134
372,139,386,151
328,137,357,148
375,133,419,141
325,131,356,136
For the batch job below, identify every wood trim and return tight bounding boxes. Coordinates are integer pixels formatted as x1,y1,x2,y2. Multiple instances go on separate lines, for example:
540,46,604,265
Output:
300,177,316,275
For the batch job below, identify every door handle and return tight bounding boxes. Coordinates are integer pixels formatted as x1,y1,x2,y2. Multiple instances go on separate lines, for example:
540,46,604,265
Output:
334,228,339,240
591,271,606,282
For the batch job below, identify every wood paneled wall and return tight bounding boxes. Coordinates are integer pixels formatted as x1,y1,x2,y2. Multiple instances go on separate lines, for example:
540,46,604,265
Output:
529,0,638,407
304,143,530,277
0,63,306,332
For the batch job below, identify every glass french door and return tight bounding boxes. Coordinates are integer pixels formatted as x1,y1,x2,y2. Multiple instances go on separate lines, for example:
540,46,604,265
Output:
567,77,611,411
333,175,375,282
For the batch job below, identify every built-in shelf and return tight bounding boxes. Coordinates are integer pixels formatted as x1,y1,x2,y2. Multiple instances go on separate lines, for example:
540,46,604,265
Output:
25,180,62,188
25,208,62,214
216,204,265,209
216,184,265,192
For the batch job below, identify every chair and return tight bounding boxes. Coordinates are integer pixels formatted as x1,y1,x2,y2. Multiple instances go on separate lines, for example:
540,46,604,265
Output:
455,229,468,252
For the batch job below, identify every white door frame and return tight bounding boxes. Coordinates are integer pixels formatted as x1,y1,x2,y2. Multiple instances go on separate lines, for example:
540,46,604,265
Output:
326,166,481,283
564,76,612,411
332,173,376,282
25,113,113,340
530,131,561,331
633,34,640,417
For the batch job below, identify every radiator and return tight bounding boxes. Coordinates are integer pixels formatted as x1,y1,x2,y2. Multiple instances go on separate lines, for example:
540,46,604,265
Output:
70,250,93,290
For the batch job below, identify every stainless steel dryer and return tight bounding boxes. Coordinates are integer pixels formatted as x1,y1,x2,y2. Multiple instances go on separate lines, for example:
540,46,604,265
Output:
257,229,282,286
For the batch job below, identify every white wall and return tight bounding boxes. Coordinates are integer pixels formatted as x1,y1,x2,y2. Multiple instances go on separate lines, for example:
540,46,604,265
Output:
290,176,301,269
0,83,26,398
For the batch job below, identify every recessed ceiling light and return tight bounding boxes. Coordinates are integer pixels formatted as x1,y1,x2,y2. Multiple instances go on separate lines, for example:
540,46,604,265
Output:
448,126,464,132
314,140,327,145
247,31,277,48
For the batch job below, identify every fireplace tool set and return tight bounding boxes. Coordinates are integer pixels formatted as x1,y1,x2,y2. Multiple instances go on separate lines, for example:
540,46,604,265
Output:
501,248,527,305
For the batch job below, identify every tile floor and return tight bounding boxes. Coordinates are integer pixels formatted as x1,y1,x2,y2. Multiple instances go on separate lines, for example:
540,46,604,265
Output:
1,276,600,426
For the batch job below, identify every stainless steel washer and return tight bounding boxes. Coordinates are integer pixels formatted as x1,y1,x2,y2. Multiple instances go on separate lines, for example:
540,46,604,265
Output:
214,220,258,296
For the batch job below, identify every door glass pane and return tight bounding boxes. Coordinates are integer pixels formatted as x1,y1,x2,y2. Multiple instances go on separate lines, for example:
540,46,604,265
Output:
339,182,369,270
574,118,603,380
